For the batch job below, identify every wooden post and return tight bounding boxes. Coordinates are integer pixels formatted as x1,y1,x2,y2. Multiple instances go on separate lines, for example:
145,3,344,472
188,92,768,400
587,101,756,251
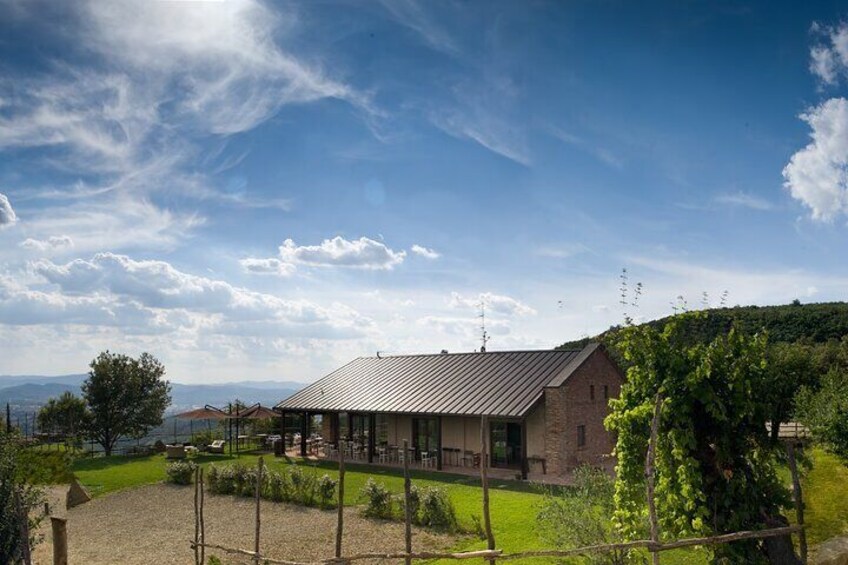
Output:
194,467,200,565
520,418,529,480
335,443,346,559
403,439,413,565
786,442,807,564
436,416,443,471
199,467,206,565
300,412,308,457
50,517,67,565
15,489,32,565
255,457,263,564
480,416,496,564
645,394,662,565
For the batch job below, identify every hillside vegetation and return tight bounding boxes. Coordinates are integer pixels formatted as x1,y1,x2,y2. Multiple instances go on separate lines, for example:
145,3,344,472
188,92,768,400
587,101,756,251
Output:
558,301,848,351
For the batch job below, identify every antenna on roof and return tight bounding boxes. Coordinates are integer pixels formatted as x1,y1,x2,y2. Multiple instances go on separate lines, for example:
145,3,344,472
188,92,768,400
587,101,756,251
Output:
376,351,381,359
479,300,489,353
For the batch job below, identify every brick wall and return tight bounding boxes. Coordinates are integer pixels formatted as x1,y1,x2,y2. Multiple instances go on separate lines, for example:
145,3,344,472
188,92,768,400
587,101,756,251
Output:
544,348,622,477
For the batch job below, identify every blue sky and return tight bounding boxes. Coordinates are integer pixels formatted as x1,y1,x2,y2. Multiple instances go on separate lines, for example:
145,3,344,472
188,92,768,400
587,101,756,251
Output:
1,0,847,383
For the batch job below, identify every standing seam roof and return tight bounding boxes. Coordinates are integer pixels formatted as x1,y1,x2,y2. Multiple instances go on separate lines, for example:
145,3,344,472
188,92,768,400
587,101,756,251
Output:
276,346,593,418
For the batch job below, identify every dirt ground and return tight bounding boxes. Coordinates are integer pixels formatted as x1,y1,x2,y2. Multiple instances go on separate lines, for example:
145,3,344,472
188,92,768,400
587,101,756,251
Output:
31,484,458,564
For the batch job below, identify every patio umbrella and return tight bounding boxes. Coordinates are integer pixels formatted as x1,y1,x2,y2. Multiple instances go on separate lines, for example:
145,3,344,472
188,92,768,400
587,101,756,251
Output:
174,405,229,445
236,404,279,420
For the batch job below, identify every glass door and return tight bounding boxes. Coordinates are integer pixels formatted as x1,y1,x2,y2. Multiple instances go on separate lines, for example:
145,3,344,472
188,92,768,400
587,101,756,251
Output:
490,421,522,468
412,417,438,457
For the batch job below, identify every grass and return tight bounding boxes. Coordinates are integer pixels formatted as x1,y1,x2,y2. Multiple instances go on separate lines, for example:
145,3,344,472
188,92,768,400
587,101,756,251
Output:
67,449,847,564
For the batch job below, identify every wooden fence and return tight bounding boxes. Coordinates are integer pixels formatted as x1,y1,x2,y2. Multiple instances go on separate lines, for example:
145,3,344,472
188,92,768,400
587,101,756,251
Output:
189,401,808,565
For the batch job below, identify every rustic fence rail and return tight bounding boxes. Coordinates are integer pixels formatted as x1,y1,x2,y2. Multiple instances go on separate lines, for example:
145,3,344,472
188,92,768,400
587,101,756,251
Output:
189,411,808,565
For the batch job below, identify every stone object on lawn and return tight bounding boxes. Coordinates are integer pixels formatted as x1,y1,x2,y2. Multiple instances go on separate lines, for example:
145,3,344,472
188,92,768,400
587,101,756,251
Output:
154,440,166,453
813,536,848,565
66,478,91,509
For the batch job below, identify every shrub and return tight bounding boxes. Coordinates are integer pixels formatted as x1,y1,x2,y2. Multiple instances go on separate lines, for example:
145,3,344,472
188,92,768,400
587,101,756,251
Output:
289,466,318,506
417,487,457,531
166,460,197,485
395,484,420,521
316,474,338,509
266,470,291,503
360,478,394,519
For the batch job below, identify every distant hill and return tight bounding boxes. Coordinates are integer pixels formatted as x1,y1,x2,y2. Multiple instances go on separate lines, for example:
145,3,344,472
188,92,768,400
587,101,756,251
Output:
558,301,848,351
0,374,303,420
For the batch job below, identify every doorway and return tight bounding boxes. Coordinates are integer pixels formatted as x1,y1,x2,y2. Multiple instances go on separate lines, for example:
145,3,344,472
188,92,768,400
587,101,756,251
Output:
490,421,522,468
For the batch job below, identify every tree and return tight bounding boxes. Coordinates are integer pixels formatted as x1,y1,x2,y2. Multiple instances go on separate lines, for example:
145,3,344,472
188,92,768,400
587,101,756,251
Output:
537,465,643,565
37,391,89,442
764,343,817,444
82,351,171,456
796,367,848,464
0,432,44,563
606,313,796,564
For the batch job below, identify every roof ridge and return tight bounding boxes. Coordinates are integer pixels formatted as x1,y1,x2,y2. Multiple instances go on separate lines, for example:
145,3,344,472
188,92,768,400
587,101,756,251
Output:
360,347,587,360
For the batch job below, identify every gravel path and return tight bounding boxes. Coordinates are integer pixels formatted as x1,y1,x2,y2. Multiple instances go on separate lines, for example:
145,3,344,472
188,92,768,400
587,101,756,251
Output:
32,484,459,565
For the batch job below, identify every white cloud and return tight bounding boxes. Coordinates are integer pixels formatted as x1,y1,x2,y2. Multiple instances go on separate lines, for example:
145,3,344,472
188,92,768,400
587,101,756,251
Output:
782,97,848,221
449,291,536,316
416,315,510,337
810,22,848,85
26,253,372,338
239,257,297,277
410,244,440,259
714,191,775,211
0,193,16,228
377,0,458,55
535,243,590,259
243,236,407,275
19,235,74,252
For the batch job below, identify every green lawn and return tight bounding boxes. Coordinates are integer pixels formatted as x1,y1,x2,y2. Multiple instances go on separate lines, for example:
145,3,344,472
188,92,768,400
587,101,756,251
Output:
68,449,846,564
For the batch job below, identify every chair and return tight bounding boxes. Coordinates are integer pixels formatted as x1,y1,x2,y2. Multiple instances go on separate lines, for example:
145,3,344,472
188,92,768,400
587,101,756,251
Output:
208,440,226,454
462,450,475,467
377,446,389,463
165,445,186,459
421,451,435,468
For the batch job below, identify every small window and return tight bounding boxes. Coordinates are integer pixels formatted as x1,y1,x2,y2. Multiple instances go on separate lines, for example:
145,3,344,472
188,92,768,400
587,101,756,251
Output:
603,385,609,400
590,385,595,401
577,425,586,448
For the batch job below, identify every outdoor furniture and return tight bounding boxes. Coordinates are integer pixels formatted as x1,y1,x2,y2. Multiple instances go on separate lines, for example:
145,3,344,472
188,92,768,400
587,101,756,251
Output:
165,445,186,459
208,440,226,454
185,445,199,456
377,445,389,463
421,450,436,468
462,450,475,467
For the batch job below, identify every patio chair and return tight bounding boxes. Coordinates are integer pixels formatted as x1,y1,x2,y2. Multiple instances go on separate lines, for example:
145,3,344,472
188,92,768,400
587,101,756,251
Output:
208,440,226,454
421,451,436,468
377,446,389,464
462,450,475,467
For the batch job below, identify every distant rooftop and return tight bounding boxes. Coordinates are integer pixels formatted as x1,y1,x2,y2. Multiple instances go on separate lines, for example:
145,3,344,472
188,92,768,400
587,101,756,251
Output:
276,344,599,418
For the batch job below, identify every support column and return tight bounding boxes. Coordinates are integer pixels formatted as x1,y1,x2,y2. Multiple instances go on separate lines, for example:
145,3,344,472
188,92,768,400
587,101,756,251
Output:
367,413,376,463
436,416,443,471
520,418,529,480
300,412,308,457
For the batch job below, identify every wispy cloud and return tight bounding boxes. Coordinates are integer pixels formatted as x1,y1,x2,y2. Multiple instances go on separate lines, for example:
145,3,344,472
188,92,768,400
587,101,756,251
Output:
20,235,74,252
449,291,536,316
378,0,459,55
546,125,624,169
809,22,848,86
410,244,440,259
0,193,16,228
714,191,775,211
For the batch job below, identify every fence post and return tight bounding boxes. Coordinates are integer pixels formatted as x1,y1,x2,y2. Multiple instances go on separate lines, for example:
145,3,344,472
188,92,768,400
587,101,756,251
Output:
786,442,807,564
480,415,495,564
645,394,662,565
336,441,346,560
194,467,200,565
254,457,263,564
51,517,67,565
200,467,205,565
403,439,412,565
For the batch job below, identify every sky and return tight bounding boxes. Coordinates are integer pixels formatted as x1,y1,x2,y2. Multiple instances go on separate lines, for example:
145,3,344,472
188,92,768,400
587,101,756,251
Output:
1,0,847,384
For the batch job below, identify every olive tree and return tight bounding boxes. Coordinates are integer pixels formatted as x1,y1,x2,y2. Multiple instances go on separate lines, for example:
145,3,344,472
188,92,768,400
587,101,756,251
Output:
606,313,797,564
82,351,171,456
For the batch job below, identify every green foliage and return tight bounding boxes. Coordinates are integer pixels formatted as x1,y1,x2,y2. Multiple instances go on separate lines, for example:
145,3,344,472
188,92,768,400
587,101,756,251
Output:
37,391,89,442
205,463,338,509
165,460,197,485
796,367,848,463
360,478,394,519
559,301,848,351
1,433,45,564
417,486,458,530
190,429,223,447
606,313,792,564
537,466,642,565
82,351,171,456
17,449,73,484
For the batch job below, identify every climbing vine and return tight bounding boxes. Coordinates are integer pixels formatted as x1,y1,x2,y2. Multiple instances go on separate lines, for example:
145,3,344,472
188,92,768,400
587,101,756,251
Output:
605,313,793,563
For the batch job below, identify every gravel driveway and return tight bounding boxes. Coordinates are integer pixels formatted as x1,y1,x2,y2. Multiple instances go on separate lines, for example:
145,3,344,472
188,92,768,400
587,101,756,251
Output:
32,484,458,564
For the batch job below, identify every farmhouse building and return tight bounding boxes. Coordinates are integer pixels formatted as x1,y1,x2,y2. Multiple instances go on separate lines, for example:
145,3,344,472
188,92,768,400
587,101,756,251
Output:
276,343,622,481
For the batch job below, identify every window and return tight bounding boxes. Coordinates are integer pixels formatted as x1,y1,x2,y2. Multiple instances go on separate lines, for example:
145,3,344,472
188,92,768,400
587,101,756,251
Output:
604,385,609,400
577,425,586,448
590,385,595,401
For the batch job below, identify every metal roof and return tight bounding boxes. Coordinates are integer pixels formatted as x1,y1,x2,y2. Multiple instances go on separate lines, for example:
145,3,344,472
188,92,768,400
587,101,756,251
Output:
276,345,597,418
